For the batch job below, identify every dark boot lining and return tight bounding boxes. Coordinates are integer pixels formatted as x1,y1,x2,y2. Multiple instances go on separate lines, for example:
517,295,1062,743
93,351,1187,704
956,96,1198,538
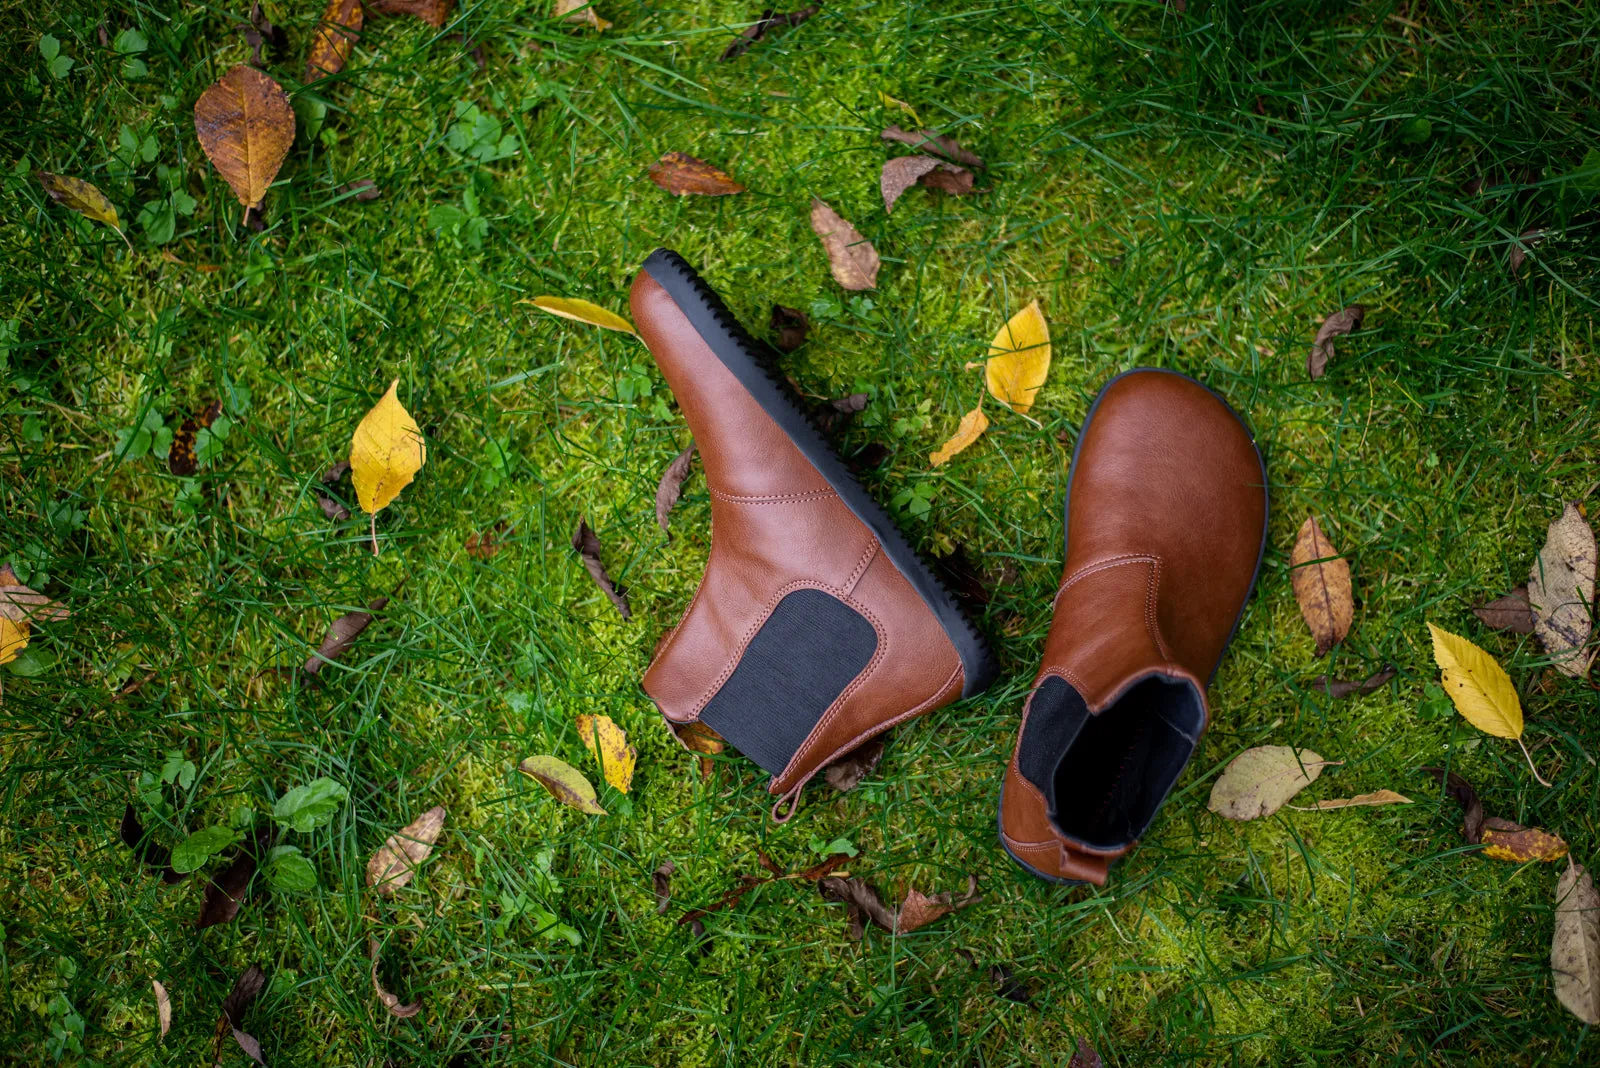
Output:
1048,676,1203,850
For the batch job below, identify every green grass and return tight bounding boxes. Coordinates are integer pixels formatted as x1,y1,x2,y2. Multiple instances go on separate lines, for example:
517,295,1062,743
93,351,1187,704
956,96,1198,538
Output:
3,0,1600,1063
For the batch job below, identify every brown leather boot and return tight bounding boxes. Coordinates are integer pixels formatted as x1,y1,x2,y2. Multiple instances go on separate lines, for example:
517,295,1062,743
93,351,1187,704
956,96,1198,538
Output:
633,249,997,817
999,369,1268,884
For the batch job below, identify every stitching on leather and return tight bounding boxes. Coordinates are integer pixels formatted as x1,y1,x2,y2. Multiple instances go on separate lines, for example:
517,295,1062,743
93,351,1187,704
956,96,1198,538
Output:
843,540,879,596
1001,828,1061,853
1049,554,1159,612
710,489,838,504
1143,557,1175,662
647,548,715,724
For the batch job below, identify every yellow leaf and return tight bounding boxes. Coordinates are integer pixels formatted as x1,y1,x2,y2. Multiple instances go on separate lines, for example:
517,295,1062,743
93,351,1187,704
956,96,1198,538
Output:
929,405,988,466
984,299,1051,415
37,172,132,249
880,92,922,127
521,296,635,334
1292,789,1412,811
350,379,426,515
554,0,611,30
517,755,607,815
576,713,636,793
1427,622,1523,738
0,617,29,666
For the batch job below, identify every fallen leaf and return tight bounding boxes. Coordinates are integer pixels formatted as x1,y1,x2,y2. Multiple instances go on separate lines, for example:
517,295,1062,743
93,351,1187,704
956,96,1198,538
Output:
880,126,984,168
990,964,1032,1004
370,936,422,1018
317,460,352,521
720,5,820,60
1306,665,1396,698
1307,304,1365,380
366,805,447,894
770,305,809,352
168,400,223,477
648,152,745,196
929,405,988,466
1554,858,1600,1025
368,0,455,28
1420,765,1486,844
220,963,267,1065
1207,746,1336,820
1481,816,1569,863
517,755,607,815
194,64,295,211
824,736,884,792
350,379,426,519
879,92,922,127
198,828,270,929
36,172,130,248
1528,502,1596,677
1473,585,1535,633
466,521,511,559
812,392,869,434
153,979,171,1038
577,713,636,793
1291,789,1412,811
0,566,69,624
896,876,979,933
817,876,897,939
336,179,381,202
305,0,363,81
931,543,999,610
673,720,725,781
656,442,697,531
303,598,387,677
1290,516,1354,656
523,296,636,333
1510,228,1546,274
1426,623,1526,739
554,0,611,29
236,2,287,67
119,805,185,884
1069,1038,1103,1068
572,520,631,618
810,198,879,291
984,300,1051,415
880,156,941,213
654,860,675,914
919,163,974,196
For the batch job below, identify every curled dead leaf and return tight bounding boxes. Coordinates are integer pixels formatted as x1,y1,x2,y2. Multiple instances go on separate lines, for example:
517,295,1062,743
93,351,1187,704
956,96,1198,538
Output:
572,520,631,618
236,3,286,68
193,64,295,211
1307,304,1365,380
366,805,447,894
880,126,984,169
770,304,809,352
1510,228,1546,275
824,736,884,793
810,198,879,291
119,805,186,884
1420,766,1485,844
303,598,387,677
1291,789,1411,811
1290,516,1353,656
370,937,422,1018
1306,665,1396,698
368,0,455,27
720,5,819,60
198,828,271,929
153,979,171,1038
220,963,268,1065
930,405,988,466
317,461,352,521
656,442,697,531
336,179,381,202
1473,585,1535,633
648,152,745,196
654,860,675,915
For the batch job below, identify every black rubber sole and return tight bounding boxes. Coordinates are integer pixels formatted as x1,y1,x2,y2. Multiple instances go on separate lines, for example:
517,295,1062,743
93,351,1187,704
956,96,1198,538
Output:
642,248,998,699
997,367,1271,887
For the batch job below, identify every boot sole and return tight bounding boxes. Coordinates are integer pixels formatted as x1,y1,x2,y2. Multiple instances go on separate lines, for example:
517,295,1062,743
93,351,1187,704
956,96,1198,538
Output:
997,367,1271,887
642,248,999,699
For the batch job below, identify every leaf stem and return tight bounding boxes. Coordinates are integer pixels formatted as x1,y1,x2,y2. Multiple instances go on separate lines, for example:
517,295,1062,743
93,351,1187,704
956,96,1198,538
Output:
1517,735,1553,787
369,513,379,557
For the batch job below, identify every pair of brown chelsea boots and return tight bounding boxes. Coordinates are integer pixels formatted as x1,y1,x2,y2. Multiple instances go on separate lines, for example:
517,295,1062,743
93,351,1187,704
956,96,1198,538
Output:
631,249,1268,886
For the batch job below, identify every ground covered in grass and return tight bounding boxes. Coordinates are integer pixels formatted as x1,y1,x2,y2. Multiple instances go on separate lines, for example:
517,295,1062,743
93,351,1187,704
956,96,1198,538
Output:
3,0,1600,1063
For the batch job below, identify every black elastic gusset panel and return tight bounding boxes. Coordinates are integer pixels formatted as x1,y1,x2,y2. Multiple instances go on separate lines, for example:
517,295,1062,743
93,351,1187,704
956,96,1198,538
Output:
698,589,878,776
1018,677,1091,797
1050,676,1204,851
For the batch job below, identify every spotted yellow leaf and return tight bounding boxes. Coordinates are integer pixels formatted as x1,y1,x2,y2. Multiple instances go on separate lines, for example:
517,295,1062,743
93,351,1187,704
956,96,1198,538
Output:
0,617,28,667
522,296,635,334
1427,622,1523,738
576,713,636,793
37,172,131,249
517,755,607,815
350,379,426,516
929,405,988,466
984,299,1050,415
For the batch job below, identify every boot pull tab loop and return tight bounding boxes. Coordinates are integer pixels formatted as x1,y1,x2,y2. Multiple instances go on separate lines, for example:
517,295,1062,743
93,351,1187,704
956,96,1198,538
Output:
770,782,804,823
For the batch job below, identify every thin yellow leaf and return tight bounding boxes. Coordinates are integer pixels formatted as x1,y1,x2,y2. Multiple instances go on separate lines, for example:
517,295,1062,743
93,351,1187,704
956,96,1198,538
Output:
1426,622,1523,738
522,296,635,334
1291,789,1412,811
929,405,988,466
984,299,1051,415
880,92,922,127
37,173,130,248
517,755,607,815
0,617,28,667
350,379,426,516
576,713,636,793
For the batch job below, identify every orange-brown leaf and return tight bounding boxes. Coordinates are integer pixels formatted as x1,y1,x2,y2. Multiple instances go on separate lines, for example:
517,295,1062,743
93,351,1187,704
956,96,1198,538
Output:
193,64,295,210
368,0,455,27
809,198,879,290
305,0,364,81
648,152,744,196
1480,817,1569,863
929,406,988,466
1290,516,1353,656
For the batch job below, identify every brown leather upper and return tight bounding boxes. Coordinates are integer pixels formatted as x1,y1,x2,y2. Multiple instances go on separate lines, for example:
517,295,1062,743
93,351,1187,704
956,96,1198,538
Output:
1001,370,1267,884
632,271,967,806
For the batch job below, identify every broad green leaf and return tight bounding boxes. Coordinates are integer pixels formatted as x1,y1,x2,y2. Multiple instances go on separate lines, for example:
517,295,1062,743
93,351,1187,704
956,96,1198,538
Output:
273,777,349,833
171,825,239,874
265,845,318,891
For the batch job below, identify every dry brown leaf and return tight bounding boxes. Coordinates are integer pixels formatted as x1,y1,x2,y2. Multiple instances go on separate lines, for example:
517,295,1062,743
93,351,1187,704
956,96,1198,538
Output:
930,405,988,466
817,876,898,939
672,720,725,781
236,2,286,68
1480,816,1569,863
554,0,611,30
466,521,511,559
1528,502,1596,678
919,163,974,196
572,520,631,618
896,876,979,933
370,937,422,1018
654,860,675,915
880,156,941,213
317,461,352,522
1554,858,1600,1025
1069,1038,1103,1067
120,806,185,884
1291,789,1412,811
368,0,456,28
720,5,820,60
880,126,984,168
1510,228,1546,274
0,566,69,624
366,805,447,894
648,152,745,196
810,198,879,291
1307,304,1366,380
305,0,364,82
220,963,267,1065
1290,516,1353,656
656,442,697,531
1420,765,1486,844
303,598,388,677
824,736,884,793
1208,746,1336,820
337,179,381,202
193,64,295,211
1473,585,1535,633
153,980,172,1038
770,305,809,352
1306,665,1396,698
198,828,270,930
169,400,222,477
